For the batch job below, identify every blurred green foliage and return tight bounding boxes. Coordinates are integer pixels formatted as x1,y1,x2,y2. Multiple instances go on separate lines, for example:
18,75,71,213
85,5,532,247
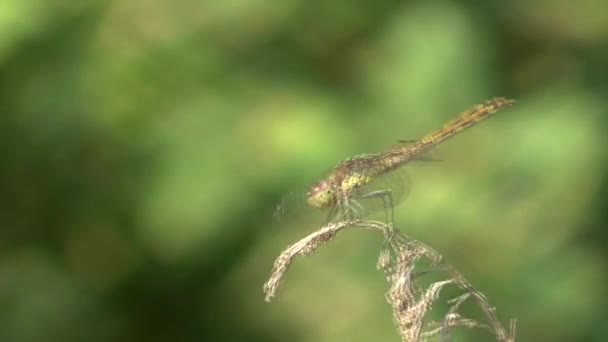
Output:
1,0,607,341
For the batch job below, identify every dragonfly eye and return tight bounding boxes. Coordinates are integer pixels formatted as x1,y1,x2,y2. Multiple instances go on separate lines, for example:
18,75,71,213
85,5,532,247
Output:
306,180,335,209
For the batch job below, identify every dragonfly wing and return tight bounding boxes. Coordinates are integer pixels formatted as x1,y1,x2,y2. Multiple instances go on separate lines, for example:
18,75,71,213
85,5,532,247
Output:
351,167,412,211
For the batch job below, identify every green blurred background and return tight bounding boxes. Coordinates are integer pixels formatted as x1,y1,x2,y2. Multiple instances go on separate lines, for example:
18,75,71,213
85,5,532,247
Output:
1,0,607,341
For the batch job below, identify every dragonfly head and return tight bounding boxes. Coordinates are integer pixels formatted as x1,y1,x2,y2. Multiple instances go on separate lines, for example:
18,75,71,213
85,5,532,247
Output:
306,180,336,209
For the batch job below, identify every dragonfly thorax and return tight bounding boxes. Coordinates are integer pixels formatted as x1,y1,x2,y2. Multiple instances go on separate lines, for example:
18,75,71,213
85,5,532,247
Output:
306,179,338,209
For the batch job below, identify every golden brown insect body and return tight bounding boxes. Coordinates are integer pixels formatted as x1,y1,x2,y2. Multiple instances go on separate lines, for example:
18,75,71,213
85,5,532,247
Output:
306,97,515,211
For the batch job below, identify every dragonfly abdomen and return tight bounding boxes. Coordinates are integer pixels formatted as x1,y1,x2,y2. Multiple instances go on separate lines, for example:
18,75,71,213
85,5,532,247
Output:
368,98,515,175
368,143,429,176
420,97,515,146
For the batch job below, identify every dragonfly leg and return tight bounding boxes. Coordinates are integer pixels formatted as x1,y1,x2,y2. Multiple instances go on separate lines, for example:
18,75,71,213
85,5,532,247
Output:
342,197,353,220
331,196,357,224
357,189,400,263
350,199,367,219
344,197,364,220
324,201,357,225
322,204,339,225
357,189,396,230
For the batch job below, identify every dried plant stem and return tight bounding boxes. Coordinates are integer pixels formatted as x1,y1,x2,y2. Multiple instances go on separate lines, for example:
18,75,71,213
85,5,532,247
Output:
263,220,384,302
263,220,516,342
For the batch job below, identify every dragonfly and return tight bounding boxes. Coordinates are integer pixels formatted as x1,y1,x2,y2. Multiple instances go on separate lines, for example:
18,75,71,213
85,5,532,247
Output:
303,97,516,227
